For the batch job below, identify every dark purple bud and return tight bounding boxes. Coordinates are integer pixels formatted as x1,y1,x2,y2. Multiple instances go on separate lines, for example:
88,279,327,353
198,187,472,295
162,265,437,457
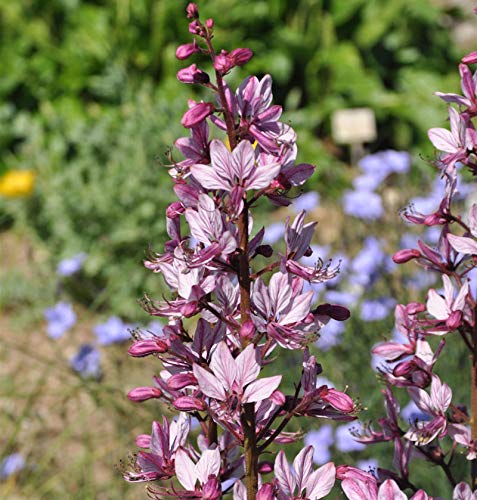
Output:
446,310,463,330
176,41,200,60
412,370,431,388
304,246,313,257
167,372,197,390
258,462,273,474
392,248,421,264
166,201,185,219
255,245,273,258
181,102,215,128
240,319,255,340
230,47,253,66
177,64,210,84
127,386,162,402
213,52,233,74
186,3,199,19
128,339,168,357
173,395,206,411
314,303,350,321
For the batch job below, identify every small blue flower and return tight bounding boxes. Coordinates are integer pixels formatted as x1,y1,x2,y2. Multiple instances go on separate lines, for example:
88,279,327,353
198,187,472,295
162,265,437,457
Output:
350,237,385,286
401,400,431,422
381,150,411,174
43,302,76,339
305,425,334,464
0,453,25,479
70,344,101,380
324,290,357,307
292,191,320,213
263,222,285,244
352,174,383,192
57,252,87,277
94,316,131,345
360,297,396,322
356,458,378,475
342,190,383,220
335,423,366,453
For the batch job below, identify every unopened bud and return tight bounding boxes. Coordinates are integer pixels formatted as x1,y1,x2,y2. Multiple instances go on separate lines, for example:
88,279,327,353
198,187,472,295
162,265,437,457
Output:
127,386,162,402
186,3,199,19
240,319,255,339
392,248,421,264
135,433,151,448
176,41,200,60
181,102,215,128
322,389,355,413
406,302,426,315
462,51,477,64
258,461,273,474
173,395,206,411
177,64,210,85
128,339,168,357
205,18,214,29
167,372,197,390
255,245,273,258
446,310,463,330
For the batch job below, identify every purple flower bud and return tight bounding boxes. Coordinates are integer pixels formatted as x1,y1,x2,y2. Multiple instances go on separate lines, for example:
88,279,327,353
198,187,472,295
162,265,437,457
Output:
230,47,253,66
166,201,185,218
205,18,214,29
202,476,221,500
176,41,200,60
255,245,273,258
167,372,197,390
270,390,286,406
213,53,233,74
258,461,273,474
462,51,477,64
240,319,255,339
406,302,426,314
189,20,201,34
128,339,168,357
180,301,199,317
181,102,215,128
173,395,206,411
322,388,355,413
314,303,350,321
446,310,463,330
257,484,274,500
135,433,151,448
186,3,199,19
177,64,210,84
392,248,421,263
127,386,162,402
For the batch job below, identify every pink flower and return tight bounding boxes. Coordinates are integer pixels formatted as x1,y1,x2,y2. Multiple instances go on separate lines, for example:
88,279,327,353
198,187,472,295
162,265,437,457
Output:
174,447,221,495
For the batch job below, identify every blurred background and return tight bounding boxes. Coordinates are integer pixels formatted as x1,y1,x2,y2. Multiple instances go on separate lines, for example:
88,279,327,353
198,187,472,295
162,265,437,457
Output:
1,0,476,498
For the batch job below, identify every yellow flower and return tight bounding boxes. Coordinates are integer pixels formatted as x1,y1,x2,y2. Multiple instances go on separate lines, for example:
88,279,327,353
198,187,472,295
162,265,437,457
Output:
0,170,35,197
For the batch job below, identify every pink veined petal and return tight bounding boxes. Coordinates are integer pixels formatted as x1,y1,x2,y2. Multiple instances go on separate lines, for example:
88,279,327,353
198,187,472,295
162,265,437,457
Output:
274,450,296,495
195,448,221,485
453,281,469,312
233,480,247,500
209,342,237,392
435,91,471,107
442,274,455,307
242,375,282,403
231,139,255,180
427,127,459,153
453,482,473,500
460,63,475,101
448,234,477,255
235,344,260,388
210,139,232,176
305,462,336,499
175,448,197,490
448,106,462,140
292,446,314,493
280,291,313,324
377,479,407,500
246,162,281,190
268,272,292,315
193,364,226,401
190,164,230,190
410,490,429,500
341,478,378,500
430,375,452,414
408,386,434,415
426,289,450,320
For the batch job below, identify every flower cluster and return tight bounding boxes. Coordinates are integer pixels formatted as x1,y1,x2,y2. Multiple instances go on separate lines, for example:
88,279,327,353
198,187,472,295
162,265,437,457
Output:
125,4,358,498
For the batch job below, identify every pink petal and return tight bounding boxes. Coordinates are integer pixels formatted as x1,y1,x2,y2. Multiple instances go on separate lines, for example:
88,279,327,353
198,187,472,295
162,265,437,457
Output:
243,375,282,403
193,364,226,401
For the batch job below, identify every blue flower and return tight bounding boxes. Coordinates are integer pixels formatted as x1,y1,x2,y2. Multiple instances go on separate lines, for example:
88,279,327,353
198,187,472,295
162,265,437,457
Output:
292,191,320,213
305,425,334,464
43,302,76,339
263,222,285,244
314,320,345,351
352,174,383,192
0,453,25,479
335,422,366,452
401,400,431,422
342,190,383,220
70,344,101,379
360,297,396,322
356,458,378,475
350,237,385,286
56,252,87,277
324,290,357,307
94,316,131,345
